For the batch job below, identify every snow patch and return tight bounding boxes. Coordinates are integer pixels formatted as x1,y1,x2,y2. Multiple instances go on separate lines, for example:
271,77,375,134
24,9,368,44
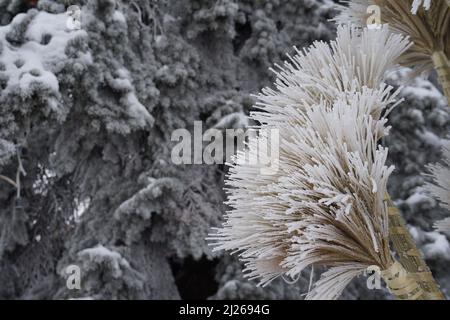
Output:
0,11,88,102
77,244,131,278
405,192,435,208
113,11,126,24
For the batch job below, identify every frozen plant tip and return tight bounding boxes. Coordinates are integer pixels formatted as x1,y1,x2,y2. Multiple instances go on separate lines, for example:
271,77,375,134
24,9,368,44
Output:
335,0,450,103
336,1,448,300
425,139,450,233
209,26,435,299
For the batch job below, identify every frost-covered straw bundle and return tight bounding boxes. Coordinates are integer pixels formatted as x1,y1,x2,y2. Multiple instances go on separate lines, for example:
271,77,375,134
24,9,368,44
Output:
425,139,450,233
335,0,450,104
209,26,441,299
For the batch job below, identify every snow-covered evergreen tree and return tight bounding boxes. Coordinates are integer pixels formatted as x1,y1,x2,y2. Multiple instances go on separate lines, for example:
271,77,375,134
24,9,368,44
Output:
0,0,448,300
0,0,336,299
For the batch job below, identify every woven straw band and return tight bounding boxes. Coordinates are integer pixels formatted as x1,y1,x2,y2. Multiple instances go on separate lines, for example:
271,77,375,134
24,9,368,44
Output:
432,51,450,103
381,261,424,300
384,193,446,300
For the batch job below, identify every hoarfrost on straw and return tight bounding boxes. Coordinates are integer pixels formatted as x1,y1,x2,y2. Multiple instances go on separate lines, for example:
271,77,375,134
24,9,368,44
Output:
425,139,450,232
334,0,450,75
209,25,412,299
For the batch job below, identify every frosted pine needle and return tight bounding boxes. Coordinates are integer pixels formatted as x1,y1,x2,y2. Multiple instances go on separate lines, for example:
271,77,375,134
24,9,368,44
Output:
425,139,450,233
208,26,411,299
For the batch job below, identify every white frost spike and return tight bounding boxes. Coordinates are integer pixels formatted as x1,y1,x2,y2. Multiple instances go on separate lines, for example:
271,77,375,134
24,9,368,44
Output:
254,25,410,121
370,177,378,193
425,139,450,232
209,26,409,298
305,263,367,300
411,0,432,14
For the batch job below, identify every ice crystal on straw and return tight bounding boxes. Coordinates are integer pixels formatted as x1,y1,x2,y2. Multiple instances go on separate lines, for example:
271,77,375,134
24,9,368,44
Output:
425,140,450,233
334,0,449,75
412,0,432,14
209,25,412,299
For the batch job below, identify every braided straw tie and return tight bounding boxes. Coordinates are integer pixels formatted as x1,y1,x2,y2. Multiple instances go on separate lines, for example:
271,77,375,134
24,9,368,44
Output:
431,51,450,105
385,194,445,299
381,261,424,300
